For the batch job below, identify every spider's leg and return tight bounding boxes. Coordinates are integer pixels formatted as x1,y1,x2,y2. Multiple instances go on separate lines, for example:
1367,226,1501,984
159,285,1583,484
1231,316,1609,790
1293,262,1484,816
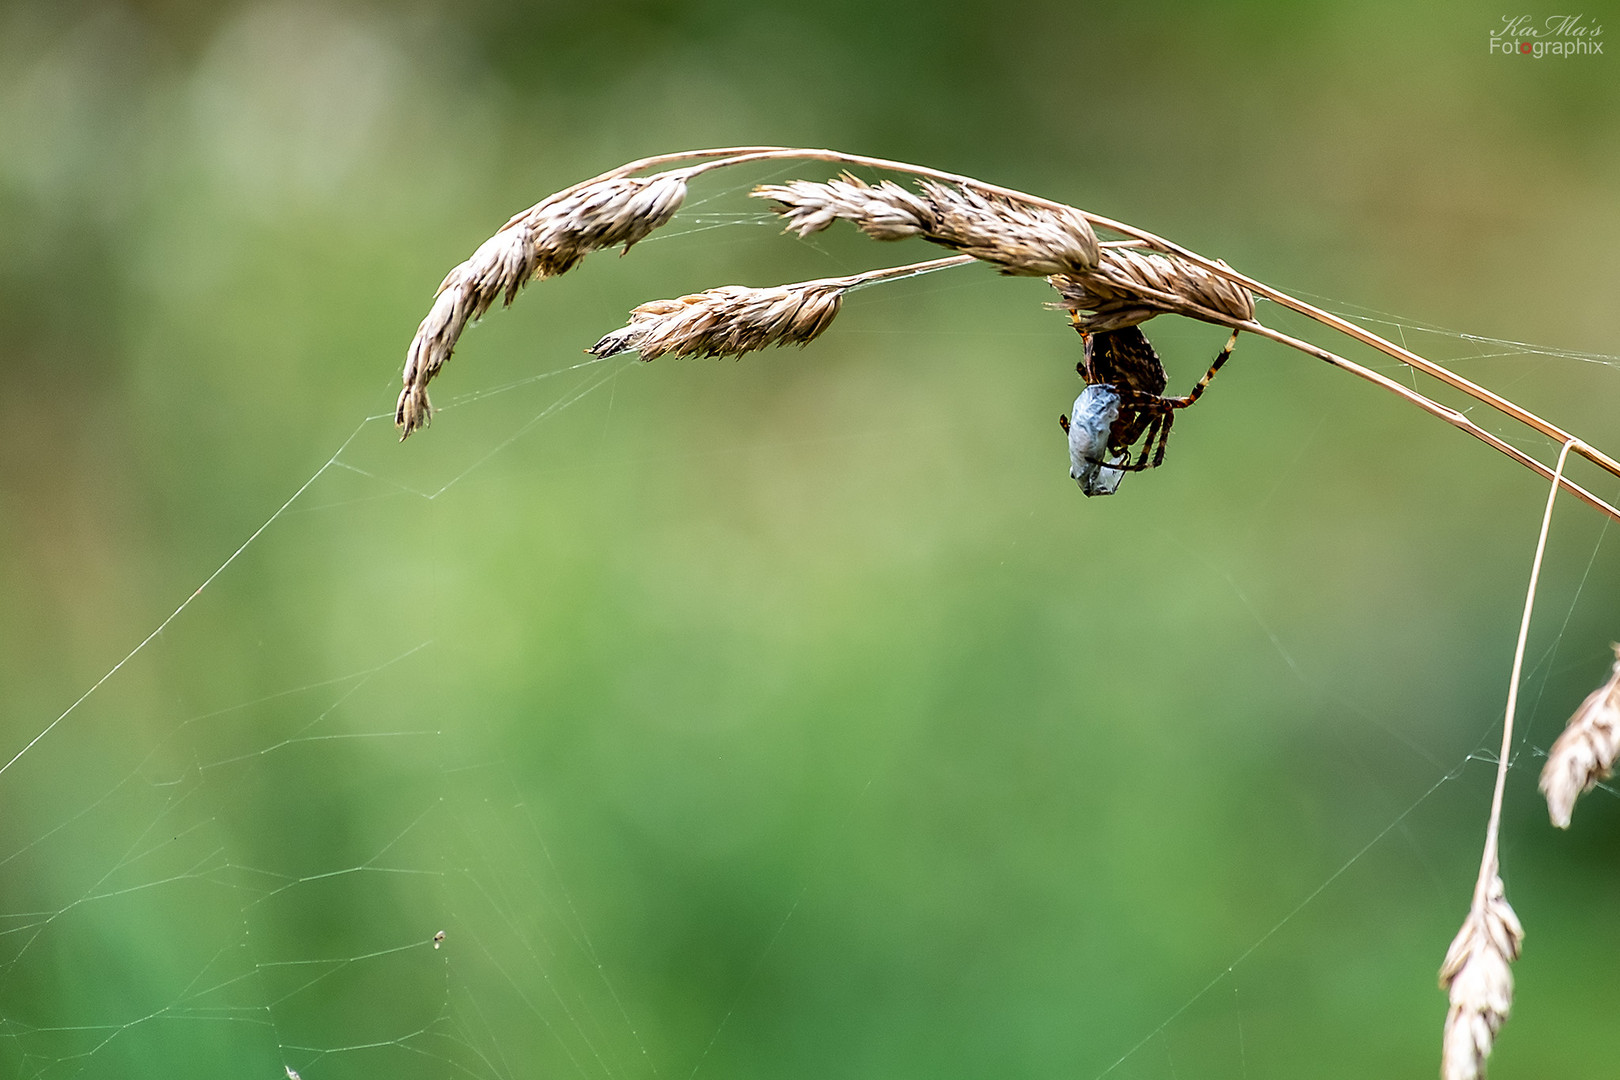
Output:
1149,411,1174,468
1096,401,1175,472
1100,392,1150,471
1135,413,1166,471
1168,330,1239,409
1110,412,1162,473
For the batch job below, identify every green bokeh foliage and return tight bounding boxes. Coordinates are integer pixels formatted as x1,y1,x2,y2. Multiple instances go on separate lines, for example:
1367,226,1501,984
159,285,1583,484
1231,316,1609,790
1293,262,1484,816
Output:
1,1,1618,1077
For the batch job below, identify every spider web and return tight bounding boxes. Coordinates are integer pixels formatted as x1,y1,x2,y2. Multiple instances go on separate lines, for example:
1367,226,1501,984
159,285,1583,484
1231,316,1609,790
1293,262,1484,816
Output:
7,11,1620,1080
7,243,1620,1080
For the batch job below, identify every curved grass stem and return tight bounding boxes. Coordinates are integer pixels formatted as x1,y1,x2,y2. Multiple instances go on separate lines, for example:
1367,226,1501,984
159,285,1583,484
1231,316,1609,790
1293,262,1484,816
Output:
627,147,1620,504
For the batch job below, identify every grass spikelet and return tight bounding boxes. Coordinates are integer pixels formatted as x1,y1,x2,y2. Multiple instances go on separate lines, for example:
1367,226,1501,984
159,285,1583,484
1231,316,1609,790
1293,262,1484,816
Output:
1538,645,1620,828
1050,247,1256,331
753,174,1101,276
397,170,691,436
589,280,845,361
753,175,931,241
1438,874,1523,1080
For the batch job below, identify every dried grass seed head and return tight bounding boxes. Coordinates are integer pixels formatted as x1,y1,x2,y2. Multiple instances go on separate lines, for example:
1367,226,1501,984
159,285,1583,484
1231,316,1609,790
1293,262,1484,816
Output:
396,170,691,436
1051,247,1256,332
516,171,690,279
756,175,931,242
590,281,845,361
1438,874,1523,1080
753,173,1101,276
1538,644,1620,828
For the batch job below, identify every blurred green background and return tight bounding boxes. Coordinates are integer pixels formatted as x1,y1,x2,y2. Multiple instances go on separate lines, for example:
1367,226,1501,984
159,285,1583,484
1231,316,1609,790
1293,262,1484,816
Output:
2,1,1619,1077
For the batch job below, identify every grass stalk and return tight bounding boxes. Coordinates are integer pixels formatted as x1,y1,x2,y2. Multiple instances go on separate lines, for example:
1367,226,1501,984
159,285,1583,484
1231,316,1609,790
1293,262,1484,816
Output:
626,148,1620,504
1436,440,1573,1080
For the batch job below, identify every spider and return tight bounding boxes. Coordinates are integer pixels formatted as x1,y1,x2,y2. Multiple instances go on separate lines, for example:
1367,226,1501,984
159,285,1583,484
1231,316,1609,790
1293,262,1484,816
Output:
1058,322,1240,473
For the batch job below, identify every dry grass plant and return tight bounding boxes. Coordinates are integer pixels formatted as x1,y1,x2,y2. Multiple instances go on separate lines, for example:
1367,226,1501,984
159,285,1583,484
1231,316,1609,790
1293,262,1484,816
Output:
587,256,968,361
1540,643,1620,828
399,147,1620,1078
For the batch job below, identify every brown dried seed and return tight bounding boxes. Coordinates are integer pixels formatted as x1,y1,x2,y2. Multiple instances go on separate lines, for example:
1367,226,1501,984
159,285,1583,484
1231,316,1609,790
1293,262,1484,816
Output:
916,180,1100,276
753,174,1100,276
755,176,931,241
590,281,846,361
1050,247,1256,332
1538,644,1620,828
396,171,691,437
1438,874,1522,1080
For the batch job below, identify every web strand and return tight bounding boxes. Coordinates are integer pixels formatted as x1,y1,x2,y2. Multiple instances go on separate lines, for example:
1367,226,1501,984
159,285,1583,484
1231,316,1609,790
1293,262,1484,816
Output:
7,217,1619,1080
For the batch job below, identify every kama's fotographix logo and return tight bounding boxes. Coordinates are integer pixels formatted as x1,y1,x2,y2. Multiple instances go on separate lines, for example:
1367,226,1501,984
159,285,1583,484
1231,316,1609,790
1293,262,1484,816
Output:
1490,15,1604,56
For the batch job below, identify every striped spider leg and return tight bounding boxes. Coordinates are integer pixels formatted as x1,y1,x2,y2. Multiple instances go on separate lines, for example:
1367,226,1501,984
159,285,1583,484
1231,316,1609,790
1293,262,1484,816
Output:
1060,323,1240,475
